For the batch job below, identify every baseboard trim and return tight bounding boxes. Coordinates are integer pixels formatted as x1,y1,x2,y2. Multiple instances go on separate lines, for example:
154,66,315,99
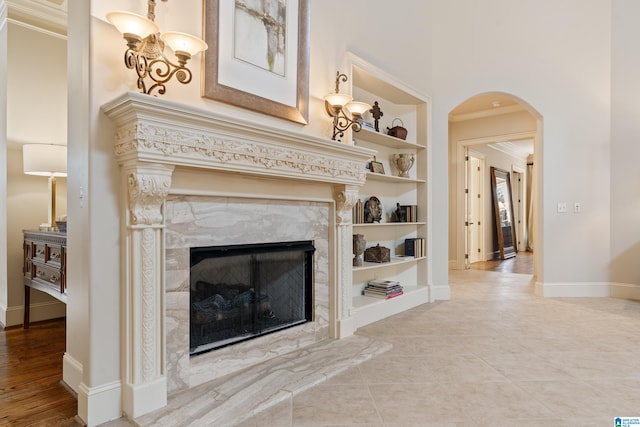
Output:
0,304,7,327
2,300,66,327
335,316,356,339
430,284,451,301
122,377,167,419
610,282,640,301
77,380,122,426
63,352,83,394
534,281,611,298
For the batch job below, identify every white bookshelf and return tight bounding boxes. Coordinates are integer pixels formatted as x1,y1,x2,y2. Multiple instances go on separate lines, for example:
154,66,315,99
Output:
347,53,432,329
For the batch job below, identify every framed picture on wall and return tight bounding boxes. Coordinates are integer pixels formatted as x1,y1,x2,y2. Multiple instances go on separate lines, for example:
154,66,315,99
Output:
202,0,310,125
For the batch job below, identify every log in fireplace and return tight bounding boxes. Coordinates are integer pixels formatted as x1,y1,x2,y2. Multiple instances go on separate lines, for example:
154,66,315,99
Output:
189,241,315,355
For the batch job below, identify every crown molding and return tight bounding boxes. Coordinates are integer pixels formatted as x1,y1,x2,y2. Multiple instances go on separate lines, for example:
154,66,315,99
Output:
449,104,525,123
7,0,66,36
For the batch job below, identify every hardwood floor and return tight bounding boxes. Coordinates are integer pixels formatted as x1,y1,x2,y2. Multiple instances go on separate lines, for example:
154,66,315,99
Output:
470,250,534,274
0,318,79,426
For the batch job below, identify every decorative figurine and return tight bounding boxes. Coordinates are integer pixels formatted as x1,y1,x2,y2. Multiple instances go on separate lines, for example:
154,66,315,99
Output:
353,234,366,266
394,153,415,178
364,196,382,223
370,101,383,132
394,203,406,222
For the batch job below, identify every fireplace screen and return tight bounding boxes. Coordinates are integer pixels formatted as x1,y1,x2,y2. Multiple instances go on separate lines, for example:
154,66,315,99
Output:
189,241,314,355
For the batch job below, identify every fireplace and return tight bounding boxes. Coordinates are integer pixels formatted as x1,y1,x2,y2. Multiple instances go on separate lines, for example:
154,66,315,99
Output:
189,241,314,355
104,92,374,418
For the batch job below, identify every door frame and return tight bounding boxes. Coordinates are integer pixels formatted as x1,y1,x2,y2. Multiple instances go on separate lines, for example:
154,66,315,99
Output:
454,131,536,270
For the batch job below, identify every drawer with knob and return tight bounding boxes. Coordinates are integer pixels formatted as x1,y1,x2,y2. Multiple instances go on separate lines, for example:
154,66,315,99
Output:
33,263,63,290
23,230,67,330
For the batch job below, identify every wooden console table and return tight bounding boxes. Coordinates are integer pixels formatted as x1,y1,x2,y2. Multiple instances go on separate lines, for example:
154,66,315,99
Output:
23,230,67,329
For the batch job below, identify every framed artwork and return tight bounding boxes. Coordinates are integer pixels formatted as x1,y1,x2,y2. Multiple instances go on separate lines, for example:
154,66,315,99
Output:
203,0,310,125
370,160,385,174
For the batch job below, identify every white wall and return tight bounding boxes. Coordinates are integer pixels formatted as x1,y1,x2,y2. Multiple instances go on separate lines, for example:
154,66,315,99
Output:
610,0,640,286
433,0,612,284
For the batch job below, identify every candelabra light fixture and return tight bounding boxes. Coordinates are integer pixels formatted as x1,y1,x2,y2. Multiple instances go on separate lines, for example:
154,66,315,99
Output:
324,72,371,141
107,0,208,96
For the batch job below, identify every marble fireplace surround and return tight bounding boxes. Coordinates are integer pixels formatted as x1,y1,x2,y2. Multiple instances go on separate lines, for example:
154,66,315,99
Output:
103,92,376,419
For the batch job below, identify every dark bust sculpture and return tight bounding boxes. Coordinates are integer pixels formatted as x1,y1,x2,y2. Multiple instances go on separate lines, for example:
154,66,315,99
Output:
364,196,382,223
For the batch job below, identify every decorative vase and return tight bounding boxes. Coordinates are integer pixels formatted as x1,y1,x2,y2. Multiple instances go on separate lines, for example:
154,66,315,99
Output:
394,153,415,178
353,234,366,266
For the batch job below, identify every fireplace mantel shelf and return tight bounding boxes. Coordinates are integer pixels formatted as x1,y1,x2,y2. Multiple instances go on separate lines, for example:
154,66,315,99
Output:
102,92,376,186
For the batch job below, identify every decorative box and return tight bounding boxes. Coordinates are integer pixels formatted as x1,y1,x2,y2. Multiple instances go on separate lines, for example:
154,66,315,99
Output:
364,244,390,263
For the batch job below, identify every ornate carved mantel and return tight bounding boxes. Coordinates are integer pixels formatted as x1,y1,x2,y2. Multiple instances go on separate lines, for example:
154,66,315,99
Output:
102,92,375,419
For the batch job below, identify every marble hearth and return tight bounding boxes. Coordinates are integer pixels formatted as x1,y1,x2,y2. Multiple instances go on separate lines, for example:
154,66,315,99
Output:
103,92,376,420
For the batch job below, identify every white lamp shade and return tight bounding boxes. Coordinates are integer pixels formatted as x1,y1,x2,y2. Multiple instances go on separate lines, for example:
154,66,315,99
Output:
23,144,67,177
161,31,208,56
324,93,353,109
344,101,372,117
106,11,159,39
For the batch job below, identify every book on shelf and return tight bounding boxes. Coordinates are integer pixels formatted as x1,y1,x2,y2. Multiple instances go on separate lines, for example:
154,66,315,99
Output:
352,199,364,224
405,237,425,258
396,204,418,222
367,279,399,288
363,289,404,299
357,118,376,131
363,279,404,299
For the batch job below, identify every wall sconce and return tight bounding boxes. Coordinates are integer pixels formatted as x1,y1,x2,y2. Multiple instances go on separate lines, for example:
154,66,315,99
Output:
324,72,371,141
23,144,67,231
107,0,208,96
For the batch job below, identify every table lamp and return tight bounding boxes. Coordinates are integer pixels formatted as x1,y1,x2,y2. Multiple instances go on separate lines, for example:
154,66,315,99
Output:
22,144,67,231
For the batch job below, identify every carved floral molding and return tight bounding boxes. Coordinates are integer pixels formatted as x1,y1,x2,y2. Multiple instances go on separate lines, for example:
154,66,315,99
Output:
103,92,374,186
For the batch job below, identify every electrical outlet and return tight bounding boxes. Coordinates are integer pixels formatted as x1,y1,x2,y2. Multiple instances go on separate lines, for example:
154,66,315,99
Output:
557,202,567,213
574,202,581,213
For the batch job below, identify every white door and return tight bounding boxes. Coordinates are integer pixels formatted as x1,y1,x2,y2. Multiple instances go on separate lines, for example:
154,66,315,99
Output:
467,154,484,263
511,170,525,252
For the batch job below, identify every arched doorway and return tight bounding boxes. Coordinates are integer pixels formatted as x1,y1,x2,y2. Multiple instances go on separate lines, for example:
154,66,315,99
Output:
448,92,541,278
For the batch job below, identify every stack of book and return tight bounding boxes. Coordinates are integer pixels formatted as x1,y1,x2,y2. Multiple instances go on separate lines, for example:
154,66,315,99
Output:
352,199,364,224
363,279,404,299
397,204,418,222
405,237,426,258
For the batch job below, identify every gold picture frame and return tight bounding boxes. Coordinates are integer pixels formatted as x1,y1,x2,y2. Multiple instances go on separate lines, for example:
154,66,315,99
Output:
202,0,310,125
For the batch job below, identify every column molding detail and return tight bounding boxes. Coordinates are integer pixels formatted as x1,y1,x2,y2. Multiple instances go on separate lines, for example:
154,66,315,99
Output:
333,185,359,337
121,162,174,418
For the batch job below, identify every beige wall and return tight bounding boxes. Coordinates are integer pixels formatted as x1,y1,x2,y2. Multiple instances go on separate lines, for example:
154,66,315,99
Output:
6,145,67,320
2,20,67,326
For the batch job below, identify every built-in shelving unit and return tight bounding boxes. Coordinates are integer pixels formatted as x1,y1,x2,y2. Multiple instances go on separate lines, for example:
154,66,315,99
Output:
346,53,432,329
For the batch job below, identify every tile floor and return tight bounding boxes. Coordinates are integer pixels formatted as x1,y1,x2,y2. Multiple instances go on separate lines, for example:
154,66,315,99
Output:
237,269,640,427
